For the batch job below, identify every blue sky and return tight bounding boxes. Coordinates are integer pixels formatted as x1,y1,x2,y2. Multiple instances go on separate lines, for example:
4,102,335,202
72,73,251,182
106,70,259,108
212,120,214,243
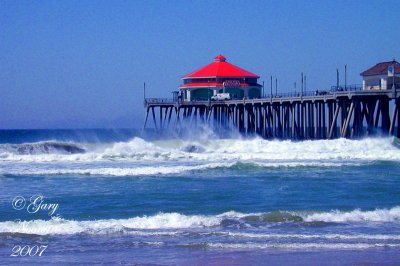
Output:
1,0,399,129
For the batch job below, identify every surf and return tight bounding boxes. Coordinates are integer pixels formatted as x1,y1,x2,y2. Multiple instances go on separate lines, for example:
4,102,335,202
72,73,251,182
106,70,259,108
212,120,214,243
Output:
1,137,400,162
0,141,86,155
1,207,399,236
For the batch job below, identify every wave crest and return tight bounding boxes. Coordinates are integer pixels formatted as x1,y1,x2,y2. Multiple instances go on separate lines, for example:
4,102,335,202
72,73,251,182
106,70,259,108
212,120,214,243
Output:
1,137,400,163
0,141,85,155
1,207,399,236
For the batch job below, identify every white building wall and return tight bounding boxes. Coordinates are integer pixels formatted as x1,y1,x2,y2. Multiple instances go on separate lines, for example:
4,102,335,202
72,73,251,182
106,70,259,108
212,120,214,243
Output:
363,74,387,90
381,78,387,90
186,90,191,101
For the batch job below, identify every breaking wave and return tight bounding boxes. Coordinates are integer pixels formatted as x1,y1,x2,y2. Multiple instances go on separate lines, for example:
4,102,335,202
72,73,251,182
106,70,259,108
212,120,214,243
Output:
0,141,85,155
1,161,359,177
1,137,400,163
240,206,400,224
303,207,400,223
1,137,399,177
1,207,399,236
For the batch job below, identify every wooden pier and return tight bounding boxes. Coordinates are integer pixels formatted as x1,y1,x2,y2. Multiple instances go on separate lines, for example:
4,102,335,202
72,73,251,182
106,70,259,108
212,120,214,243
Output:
143,88,400,140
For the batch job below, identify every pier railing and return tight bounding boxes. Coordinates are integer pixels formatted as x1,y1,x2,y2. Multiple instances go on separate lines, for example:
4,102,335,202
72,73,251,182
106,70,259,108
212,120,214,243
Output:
143,84,400,139
330,84,362,92
145,84,364,105
144,98,176,104
263,84,362,98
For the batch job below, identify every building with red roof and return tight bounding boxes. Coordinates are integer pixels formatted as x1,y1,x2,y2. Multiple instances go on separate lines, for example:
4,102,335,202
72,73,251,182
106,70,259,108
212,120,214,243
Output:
179,55,261,101
360,60,400,90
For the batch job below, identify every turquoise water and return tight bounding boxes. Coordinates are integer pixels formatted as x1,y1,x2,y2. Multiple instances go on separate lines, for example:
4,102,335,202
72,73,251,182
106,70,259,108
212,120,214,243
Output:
0,129,400,265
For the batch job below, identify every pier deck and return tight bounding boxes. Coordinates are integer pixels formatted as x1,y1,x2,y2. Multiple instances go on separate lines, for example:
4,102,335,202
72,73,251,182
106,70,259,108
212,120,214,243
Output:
144,88,400,140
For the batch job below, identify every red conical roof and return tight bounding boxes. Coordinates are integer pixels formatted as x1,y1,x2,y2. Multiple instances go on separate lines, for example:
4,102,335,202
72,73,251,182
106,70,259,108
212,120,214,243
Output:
182,55,259,79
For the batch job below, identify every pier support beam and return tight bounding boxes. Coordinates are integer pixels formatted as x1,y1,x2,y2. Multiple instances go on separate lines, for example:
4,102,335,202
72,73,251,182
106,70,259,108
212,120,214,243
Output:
328,103,340,139
381,98,391,135
390,100,398,136
397,98,400,139
144,93,399,140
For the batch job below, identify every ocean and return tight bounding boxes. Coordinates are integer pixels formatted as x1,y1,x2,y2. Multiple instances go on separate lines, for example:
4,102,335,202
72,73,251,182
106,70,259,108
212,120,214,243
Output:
0,129,400,265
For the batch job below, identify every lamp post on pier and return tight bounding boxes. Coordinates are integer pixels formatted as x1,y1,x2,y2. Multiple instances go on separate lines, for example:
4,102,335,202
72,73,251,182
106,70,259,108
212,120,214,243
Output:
304,75,307,95
270,75,273,100
262,81,264,98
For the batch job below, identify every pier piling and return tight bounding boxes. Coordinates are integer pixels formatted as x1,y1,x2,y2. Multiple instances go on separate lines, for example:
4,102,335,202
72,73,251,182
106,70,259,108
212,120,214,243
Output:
144,89,400,140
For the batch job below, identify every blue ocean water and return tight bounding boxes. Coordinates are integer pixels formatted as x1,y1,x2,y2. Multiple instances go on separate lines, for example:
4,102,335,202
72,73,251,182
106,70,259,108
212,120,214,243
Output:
0,129,400,265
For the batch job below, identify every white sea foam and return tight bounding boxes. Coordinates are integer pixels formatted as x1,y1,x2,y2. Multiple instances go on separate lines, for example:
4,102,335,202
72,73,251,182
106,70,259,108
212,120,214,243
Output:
98,230,400,241
4,137,399,177
1,207,399,236
1,137,400,163
0,161,359,177
303,206,400,223
223,232,400,240
239,207,400,223
206,243,400,250
0,213,222,235
13,163,230,176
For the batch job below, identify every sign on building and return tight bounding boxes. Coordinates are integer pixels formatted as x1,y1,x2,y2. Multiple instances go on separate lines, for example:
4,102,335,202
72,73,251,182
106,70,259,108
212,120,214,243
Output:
223,80,241,88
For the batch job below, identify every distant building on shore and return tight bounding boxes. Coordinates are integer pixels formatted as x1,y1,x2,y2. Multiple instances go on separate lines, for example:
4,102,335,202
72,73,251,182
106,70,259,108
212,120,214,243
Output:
361,60,400,90
179,55,262,101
